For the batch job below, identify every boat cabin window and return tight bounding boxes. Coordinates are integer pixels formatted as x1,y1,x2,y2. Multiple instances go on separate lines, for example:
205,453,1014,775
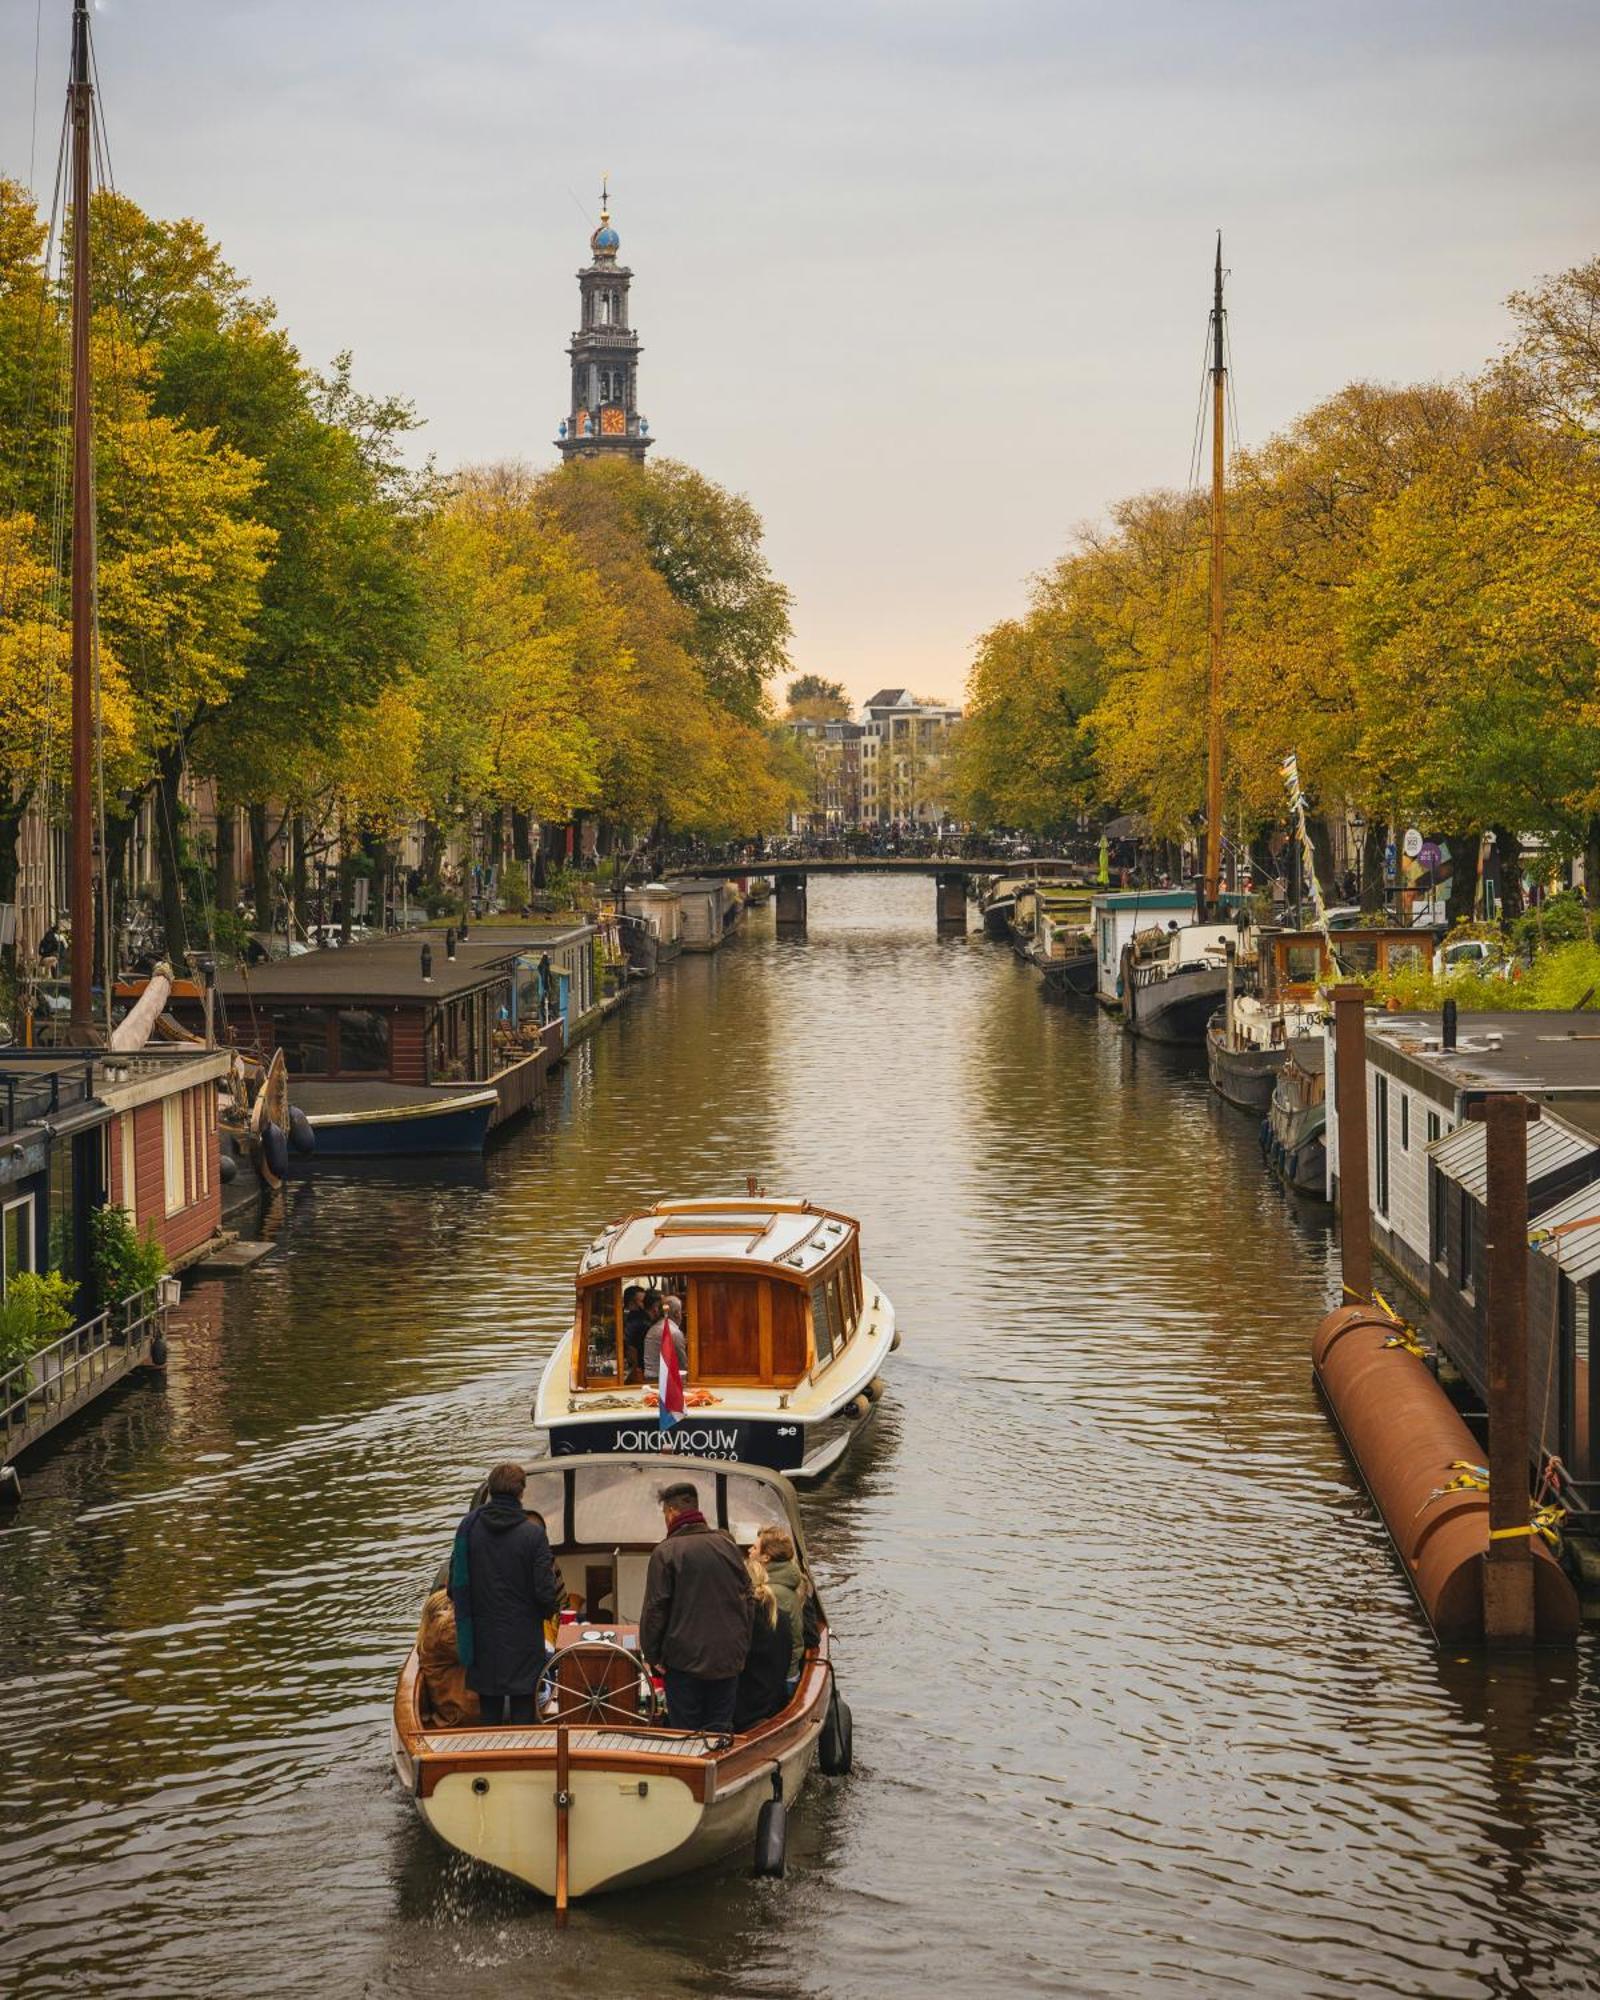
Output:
1281,943,1324,987
772,1283,807,1376
1383,941,1425,975
274,1007,332,1075
810,1279,836,1365
1337,940,1379,977
583,1284,620,1381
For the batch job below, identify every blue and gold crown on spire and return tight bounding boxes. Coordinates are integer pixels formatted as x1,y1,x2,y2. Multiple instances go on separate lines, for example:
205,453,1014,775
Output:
590,175,620,259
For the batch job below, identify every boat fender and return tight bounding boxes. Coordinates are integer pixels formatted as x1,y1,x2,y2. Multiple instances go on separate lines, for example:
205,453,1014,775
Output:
753,1771,787,1877
218,1150,238,1185
846,1394,872,1422
890,1327,902,1352
865,1375,887,1402
0,1463,20,1506
262,1120,289,1181
819,1690,853,1776
288,1106,316,1157
150,1329,169,1369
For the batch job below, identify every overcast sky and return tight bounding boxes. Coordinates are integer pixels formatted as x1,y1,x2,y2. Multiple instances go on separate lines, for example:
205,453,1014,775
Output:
5,1,1599,708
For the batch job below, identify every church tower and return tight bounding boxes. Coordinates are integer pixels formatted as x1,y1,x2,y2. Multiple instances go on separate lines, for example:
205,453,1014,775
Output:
556,182,653,462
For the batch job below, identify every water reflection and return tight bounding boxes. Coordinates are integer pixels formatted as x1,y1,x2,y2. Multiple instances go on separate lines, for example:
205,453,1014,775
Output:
3,877,1600,1997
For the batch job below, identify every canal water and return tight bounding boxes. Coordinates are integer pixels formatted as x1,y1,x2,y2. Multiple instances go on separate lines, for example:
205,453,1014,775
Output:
4,877,1600,1999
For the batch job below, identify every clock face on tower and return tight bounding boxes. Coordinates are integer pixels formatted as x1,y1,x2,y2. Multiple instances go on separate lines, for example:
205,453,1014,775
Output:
600,406,626,436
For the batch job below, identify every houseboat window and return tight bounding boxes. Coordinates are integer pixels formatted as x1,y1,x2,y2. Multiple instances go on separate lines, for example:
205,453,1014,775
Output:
163,1097,186,1218
1429,1164,1447,1269
1385,942,1424,974
1400,1093,1410,1153
1373,1074,1390,1217
692,1277,763,1380
1340,941,1379,977
1458,1189,1475,1298
826,1272,849,1347
1284,943,1322,983
771,1284,807,1377
275,1007,332,1075
1427,1111,1441,1145
809,1279,836,1365
583,1285,620,1381
336,1008,390,1074
2,1193,35,1295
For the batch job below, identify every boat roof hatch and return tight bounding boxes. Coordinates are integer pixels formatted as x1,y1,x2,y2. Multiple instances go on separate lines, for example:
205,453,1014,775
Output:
516,1453,804,1550
577,1197,856,1282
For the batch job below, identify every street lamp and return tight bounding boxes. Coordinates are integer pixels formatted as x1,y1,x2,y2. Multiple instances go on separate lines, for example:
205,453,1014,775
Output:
1350,810,1367,906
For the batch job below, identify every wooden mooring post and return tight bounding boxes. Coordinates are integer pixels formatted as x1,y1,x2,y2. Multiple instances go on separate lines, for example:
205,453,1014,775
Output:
1470,1092,1539,1646
1331,985,1372,1305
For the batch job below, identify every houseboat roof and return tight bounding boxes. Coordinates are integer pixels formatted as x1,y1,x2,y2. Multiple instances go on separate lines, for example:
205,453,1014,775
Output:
576,1196,857,1283
1091,890,1196,912
1532,1165,1600,1283
1366,1011,1600,1100
214,923,594,1007
1428,1112,1600,1203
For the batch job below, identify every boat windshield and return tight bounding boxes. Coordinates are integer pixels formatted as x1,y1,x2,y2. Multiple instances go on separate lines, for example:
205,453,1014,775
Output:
519,1458,794,1548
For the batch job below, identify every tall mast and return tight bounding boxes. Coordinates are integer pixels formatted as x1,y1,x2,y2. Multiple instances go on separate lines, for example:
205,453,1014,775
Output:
1203,234,1226,915
68,0,96,1039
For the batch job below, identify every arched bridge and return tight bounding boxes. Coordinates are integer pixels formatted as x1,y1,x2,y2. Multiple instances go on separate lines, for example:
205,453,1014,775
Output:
662,857,1094,936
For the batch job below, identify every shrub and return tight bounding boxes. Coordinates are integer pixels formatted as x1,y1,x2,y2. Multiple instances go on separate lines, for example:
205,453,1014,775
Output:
1369,939,1600,1014
1513,890,1592,956
498,862,529,913
88,1205,168,1308
0,1269,77,1374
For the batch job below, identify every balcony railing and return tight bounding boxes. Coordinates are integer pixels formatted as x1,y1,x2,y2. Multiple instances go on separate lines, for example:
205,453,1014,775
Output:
0,1282,172,1459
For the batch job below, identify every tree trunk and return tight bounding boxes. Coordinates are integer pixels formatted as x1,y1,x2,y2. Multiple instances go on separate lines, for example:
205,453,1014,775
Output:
291,816,309,930
338,839,354,945
0,784,26,978
152,741,191,974
1584,816,1600,912
1360,820,1388,915
1490,826,1524,924
247,803,272,924
215,807,237,920
511,810,531,863
1443,830,1476,926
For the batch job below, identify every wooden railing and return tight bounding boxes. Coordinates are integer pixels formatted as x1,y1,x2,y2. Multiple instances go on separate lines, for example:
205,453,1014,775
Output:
0,1283,169,1461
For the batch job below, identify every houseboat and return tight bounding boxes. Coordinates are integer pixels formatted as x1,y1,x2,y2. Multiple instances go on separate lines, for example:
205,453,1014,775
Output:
1090,889,1198,1010
1029,889,1096,998
675,880,744,952
1262,1035,1330,1200
392,1453,850,1904
1122,915,1245,1046
200,923,598,1155
533,1195,898,1483
624,884,683,963
978,875,1026,941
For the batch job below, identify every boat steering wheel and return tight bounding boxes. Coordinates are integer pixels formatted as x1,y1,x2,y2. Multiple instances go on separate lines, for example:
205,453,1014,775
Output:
535,1640,656,1728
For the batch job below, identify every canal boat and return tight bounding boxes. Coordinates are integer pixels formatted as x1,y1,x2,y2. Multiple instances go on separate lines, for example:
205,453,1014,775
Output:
391,1453,849,1906
1030,892,1097,998
978,875,1026,940
533,1195,897,1483
1262,1034,1329,1199
1121,918,1242,1046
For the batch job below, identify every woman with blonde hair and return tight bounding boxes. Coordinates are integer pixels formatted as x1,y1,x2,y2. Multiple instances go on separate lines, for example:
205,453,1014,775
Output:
754,1524,809,1679
732,1554,791,1730
416,1588,479,1727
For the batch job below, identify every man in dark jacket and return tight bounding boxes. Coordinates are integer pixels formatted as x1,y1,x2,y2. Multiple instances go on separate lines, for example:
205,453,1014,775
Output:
639,1480,753,1732
449,1463,562,1726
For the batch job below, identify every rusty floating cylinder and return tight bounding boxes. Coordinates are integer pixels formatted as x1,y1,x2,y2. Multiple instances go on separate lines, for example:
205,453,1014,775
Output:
1312,1306,1577,1645
1331,984,1372,1304
1470,1092,1540,1645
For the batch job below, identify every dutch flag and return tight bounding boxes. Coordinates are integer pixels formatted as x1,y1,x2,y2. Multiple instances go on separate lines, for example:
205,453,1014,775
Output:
658,1325,686,1430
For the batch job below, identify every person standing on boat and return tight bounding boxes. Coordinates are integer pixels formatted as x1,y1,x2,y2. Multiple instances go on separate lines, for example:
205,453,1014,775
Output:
640,1481,752,1732
622,1285,653,1381
449,1462,562,1727
643,1295,687,1385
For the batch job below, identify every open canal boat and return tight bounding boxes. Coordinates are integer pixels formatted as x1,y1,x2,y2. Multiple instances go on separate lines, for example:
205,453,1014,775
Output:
533,1195,897,1482
392,1454,848,1904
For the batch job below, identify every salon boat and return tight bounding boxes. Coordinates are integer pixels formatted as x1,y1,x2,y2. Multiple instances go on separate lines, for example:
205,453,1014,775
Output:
533,1195,898,1483
392,1454,850,1906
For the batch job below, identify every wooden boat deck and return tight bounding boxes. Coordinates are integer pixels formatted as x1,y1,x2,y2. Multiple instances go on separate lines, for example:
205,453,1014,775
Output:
418,1726,720,1755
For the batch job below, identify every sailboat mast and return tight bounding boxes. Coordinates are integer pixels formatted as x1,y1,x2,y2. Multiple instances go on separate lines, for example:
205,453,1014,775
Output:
1203,235,1226,915
68,0,96,1039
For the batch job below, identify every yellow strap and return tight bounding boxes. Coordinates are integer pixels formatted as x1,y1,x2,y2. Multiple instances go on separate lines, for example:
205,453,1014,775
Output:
1489,1524,1534,1541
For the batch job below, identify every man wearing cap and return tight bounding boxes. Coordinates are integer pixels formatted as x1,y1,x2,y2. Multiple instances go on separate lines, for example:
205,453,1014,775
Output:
639,1480,753,1732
